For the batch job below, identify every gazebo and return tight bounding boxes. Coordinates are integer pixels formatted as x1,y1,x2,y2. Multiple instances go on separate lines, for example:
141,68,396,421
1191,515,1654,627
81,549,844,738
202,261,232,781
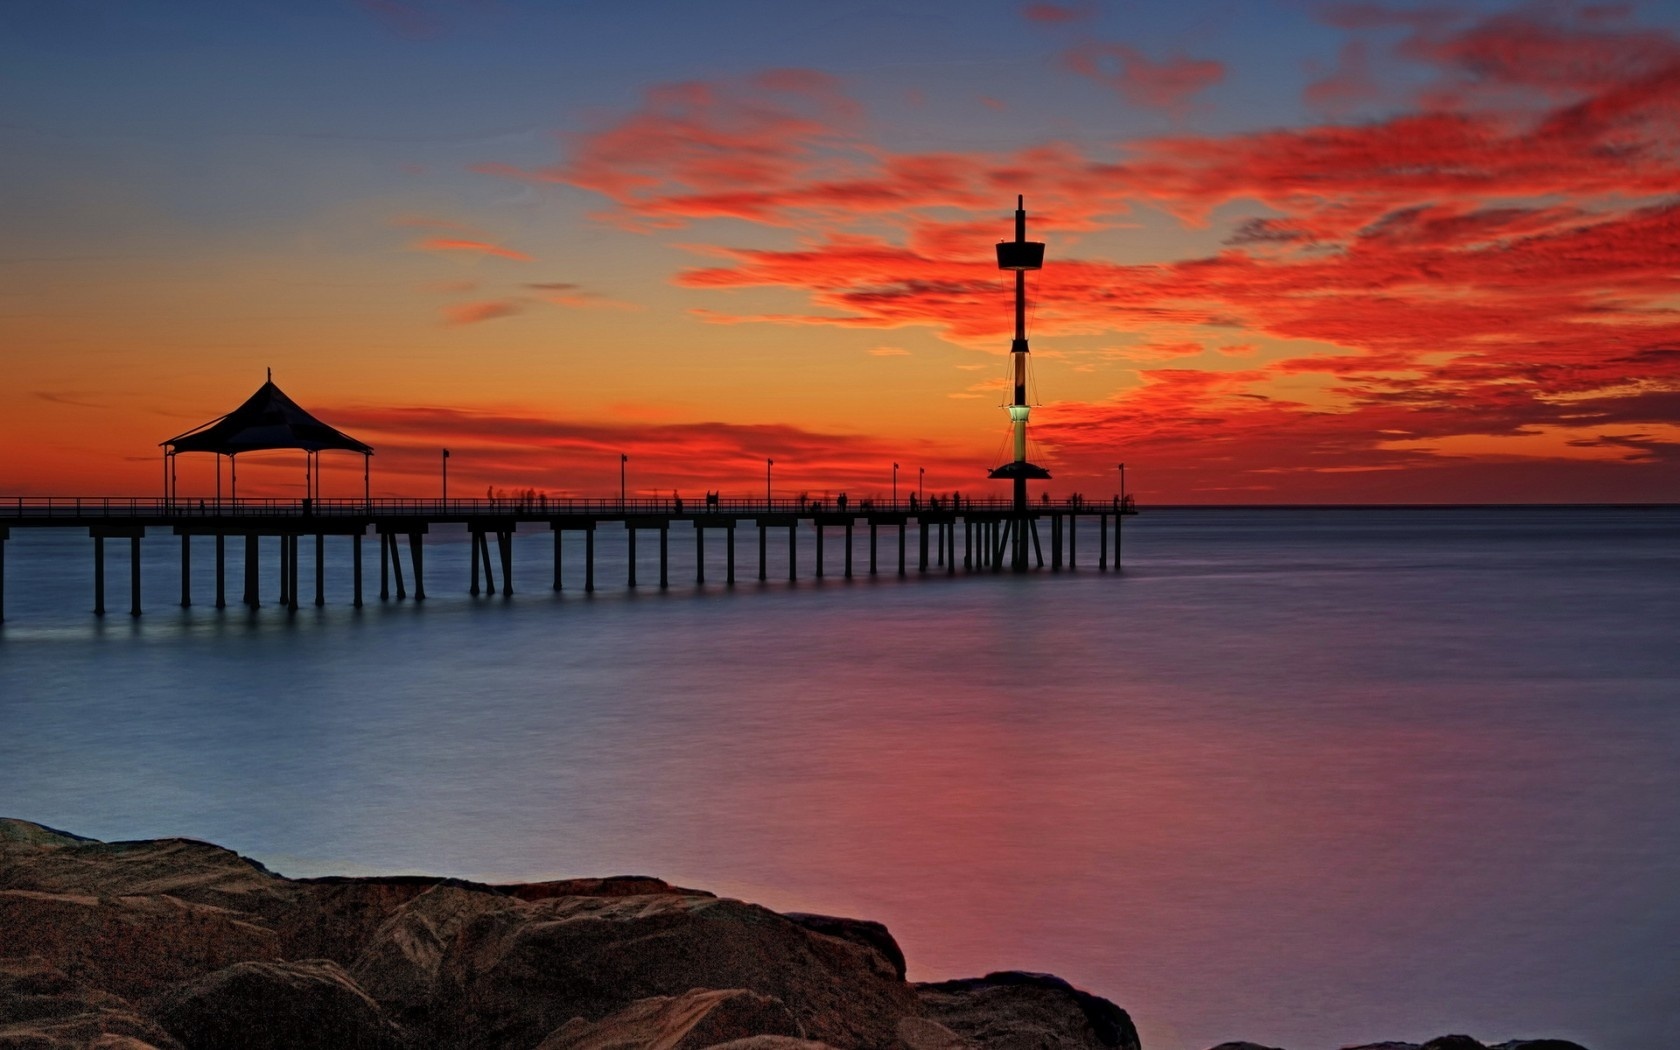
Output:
161,371,374,507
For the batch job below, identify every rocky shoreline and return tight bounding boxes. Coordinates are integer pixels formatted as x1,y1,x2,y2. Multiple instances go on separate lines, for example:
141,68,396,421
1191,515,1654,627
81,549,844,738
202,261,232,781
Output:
1,819,1587,1050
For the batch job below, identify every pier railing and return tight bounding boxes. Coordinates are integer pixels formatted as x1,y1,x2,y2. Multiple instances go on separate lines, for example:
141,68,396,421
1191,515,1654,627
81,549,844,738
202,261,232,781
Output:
3,495,1136,520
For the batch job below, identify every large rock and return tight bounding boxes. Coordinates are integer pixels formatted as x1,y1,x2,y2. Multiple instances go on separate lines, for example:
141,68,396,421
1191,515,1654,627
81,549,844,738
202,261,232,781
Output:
533,988,804,1050
1342,1040,1590,1050
0,889,279,1000
438,893,922,1050
0,954,181,1049
916,972,1141,1050
343,881,524,1030
784,913,907,981
147,958,408,1050
0,821,297,921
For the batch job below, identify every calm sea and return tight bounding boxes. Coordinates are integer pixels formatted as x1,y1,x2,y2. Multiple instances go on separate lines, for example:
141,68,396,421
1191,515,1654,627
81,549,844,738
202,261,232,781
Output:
2,507,1676,1050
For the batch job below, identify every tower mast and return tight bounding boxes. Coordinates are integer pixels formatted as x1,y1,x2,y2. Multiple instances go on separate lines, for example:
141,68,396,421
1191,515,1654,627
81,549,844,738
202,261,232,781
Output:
988,196,1051,570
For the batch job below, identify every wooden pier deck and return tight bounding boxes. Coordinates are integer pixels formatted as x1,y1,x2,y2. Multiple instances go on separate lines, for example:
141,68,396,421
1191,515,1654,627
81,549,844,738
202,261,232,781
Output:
0,495,1138,620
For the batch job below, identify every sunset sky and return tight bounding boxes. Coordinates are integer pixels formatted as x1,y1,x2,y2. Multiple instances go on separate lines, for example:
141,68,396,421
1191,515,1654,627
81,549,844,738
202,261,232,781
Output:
4,0,1678,503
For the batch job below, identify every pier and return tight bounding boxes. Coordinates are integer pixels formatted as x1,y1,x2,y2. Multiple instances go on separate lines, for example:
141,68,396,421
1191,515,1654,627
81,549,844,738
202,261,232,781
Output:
0,495,1136,620
0,196,1145,623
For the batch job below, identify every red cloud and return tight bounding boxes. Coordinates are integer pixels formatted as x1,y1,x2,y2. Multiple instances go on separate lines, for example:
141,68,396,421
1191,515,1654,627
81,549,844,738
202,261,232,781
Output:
465,8,1680,500
443,300,522,326
1023,2,1094,24
1063,43,1225,111
1305,40,1387,112
415,237,533,262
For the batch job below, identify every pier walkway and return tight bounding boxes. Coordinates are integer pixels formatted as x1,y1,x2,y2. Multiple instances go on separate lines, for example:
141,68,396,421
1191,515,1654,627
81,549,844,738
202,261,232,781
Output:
0,495,1137,620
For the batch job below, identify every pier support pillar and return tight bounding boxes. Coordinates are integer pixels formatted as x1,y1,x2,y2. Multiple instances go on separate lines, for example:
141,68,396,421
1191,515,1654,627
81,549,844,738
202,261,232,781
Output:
1031,519,1044,569
918,520,929,573
315,535,324,606
695,525,705,585
497,531,512,596
0,529,6,622
787,524,797,582
897,522,906,577
585,529,595,593
627,528,637,588
947,522,955,575
1051,514,1062,570
844,524,853,579
815,523,824,578
352,533,363,607
389,533,407,600
244,534,259,606
1099,513,1107,570
380,531,391,600
409,533,425,601
93,535,105,616
215,533,226,608
1115,513,1123,569
279,534,291,607
659,525,669,589
1068,515,1077,568
180,534,191,607
288,535,300,612
758,523,767,582
869,522,878,575
726,523,735,585
553,528,563,591
129,535,141,617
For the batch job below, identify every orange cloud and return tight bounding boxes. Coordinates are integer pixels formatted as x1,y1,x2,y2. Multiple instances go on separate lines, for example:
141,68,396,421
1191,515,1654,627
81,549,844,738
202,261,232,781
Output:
316,405,976,496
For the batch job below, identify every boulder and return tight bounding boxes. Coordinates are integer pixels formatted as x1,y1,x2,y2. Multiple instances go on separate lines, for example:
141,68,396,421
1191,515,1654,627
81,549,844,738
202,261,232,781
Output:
0,954,181,1050
0,819,94,848
533,988,803,1050
0,890,279,1000
438,893,921,1050
346,881,525,1030
702,1034,840,1041
783,914,907,981
916,971,1141,1050
1342,1041,1590,1050
505,876,714,902
147,958,408,1050
1205,1043,1287,1050
698,1034,840,1041
0,825,296,922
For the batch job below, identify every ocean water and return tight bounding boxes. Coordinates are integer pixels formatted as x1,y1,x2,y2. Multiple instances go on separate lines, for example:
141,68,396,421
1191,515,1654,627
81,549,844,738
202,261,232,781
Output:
1,507,1676,1050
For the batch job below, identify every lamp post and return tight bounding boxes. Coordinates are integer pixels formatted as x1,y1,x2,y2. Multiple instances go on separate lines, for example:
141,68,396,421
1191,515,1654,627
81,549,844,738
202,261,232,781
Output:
766,458,774,508
893,462,899,509
442,449,449,507
919,467,925,504
1118,462,1126,507
620,453,627,512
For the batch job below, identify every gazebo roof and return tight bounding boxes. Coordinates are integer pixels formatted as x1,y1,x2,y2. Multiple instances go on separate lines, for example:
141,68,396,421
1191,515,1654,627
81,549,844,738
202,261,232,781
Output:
163,374,373,456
